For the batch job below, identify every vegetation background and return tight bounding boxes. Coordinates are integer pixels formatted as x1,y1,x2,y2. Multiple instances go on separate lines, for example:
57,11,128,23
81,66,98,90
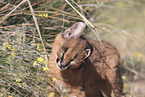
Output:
0,0,145,96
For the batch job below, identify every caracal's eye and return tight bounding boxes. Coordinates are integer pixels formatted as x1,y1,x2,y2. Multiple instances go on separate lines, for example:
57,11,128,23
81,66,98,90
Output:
56,58,59,63
74,54,78,59
64,48,68,53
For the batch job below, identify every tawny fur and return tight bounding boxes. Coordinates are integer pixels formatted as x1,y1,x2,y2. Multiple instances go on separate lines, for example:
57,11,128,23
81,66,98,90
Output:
48,24,123,97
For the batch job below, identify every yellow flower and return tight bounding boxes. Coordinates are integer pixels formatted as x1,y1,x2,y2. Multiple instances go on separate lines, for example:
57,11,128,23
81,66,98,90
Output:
18,83,22,87
132,52,143,59
49,92,55,97
11,52,16,57
52,78,57,81
123,61,127,65
6,42,10,47
16,79,21,82
38,13,43,17
122,76,127,80
43,67,49,71
6,42,12,49
137,53,143,59
44,61,47,64
37,43,40,51
8,96,13,97
43,13,48,18
12,46,16,50
37,57,44,63
22,82,26,86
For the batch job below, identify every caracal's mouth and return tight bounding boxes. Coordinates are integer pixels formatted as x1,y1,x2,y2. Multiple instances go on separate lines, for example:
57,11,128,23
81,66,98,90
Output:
56,63,70,70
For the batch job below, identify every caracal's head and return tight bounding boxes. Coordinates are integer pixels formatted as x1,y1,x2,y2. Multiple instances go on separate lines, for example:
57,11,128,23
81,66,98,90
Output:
54,22,93,70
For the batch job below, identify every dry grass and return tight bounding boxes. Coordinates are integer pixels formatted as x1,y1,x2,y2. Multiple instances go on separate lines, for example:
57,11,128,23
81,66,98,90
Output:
0,0,145,96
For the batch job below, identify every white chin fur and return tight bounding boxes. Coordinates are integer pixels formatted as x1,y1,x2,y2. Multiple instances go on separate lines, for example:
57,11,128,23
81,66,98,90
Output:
56,63,69,70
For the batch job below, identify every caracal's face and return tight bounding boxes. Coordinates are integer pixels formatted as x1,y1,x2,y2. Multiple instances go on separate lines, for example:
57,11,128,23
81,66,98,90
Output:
53,22,92,70
55,37,89,70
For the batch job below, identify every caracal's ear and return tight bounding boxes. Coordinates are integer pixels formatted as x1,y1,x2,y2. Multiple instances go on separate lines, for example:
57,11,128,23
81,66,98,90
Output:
62,22,86,39
84,43,93,60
